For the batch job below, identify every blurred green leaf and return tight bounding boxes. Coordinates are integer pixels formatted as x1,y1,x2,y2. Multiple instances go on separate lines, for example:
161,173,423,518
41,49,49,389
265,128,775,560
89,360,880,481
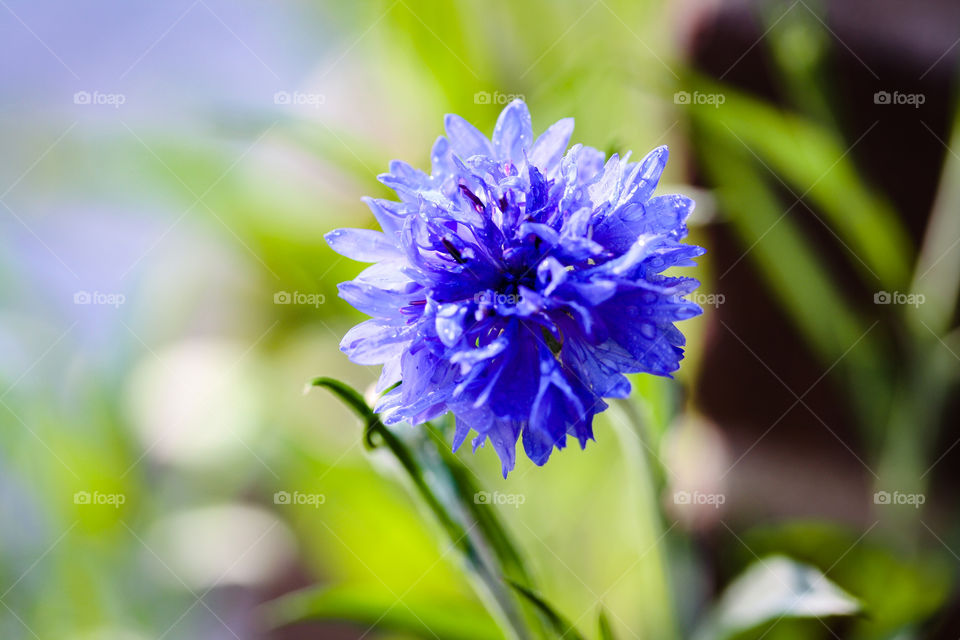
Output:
911,105,960,334
626,374,679,455
508,581,587,640
693,122,893,437
598,608,617,640
693,556,859,640
741,522,953,638
265,584,503,640
688,75,912,289
762,1,835,127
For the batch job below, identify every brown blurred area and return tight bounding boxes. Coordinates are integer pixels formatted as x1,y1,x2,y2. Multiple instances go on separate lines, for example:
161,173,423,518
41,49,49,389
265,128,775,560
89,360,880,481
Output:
686,1,960,636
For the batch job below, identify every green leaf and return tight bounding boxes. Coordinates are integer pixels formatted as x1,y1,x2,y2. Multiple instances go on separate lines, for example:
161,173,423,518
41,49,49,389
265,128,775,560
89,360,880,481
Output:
508,581,586,640
693,556,860,640
762,2,835,127
264,585,504,640
597,608,617,640
740,522,953,638
692,123,893,439
911,105,960,334
687,74,912,289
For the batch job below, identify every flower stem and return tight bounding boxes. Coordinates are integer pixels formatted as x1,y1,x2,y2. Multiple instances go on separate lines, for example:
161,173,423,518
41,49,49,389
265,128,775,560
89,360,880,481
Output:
611,398,680,640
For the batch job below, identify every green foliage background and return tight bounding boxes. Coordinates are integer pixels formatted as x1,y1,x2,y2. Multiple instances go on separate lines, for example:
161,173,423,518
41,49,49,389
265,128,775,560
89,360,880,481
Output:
1,1,957,639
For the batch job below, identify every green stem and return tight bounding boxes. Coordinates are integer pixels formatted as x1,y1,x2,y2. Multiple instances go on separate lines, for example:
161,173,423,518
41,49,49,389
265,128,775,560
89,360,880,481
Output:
875,104,960,545
611,398,680,640
311,378,534,640
874,331,960,545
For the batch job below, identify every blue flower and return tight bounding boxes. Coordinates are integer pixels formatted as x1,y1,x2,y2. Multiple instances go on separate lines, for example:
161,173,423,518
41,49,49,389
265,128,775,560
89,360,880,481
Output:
327,100,703,476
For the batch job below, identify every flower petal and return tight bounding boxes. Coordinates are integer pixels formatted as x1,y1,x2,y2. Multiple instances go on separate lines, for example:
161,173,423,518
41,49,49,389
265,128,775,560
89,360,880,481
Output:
620,145,668,205
529,117,574,175
430,135,455,176
492,99,533,165
435,303,470,347
575,145,606,183
340,319,410,365
325,228,402,262
486,419,521,477
338,281,415,318
444,114,493,158
363,197,411,239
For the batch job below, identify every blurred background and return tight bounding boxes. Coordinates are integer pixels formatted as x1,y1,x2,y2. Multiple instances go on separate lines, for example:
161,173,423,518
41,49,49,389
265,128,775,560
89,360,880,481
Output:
1,0,958,638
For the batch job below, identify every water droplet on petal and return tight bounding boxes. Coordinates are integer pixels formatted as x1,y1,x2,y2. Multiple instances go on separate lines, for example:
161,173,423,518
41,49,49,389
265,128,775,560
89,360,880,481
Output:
639,322,656,339
674,305,699,320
